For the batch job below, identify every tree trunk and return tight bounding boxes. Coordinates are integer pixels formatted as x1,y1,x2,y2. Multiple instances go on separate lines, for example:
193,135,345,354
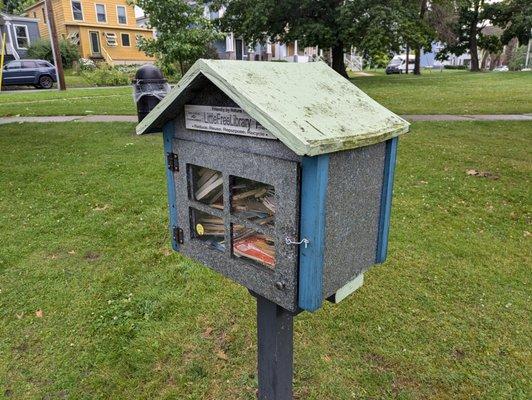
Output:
469,31,480,71
414,47,421,75
332,42,348,78
469,0,481,72
414,0,428,75
405,45,410,74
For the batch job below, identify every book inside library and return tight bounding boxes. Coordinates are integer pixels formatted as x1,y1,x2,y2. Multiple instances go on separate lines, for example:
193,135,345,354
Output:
188,165,276,269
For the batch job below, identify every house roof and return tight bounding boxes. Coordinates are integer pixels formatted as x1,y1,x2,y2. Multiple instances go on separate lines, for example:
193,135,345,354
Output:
137,59,410,156
0,11,39,23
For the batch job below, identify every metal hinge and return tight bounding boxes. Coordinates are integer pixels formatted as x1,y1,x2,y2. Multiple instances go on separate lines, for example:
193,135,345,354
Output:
167,152,179,172
173,227,184,244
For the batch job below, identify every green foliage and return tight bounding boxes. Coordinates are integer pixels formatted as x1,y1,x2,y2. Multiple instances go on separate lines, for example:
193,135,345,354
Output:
508,45,528,70
130,0,220,75
368,52,391,69
27,39,80,68
485,0,532,46
436,0,491,71
215,0,435,76
2,0,33,13
81,64,130,87
443,64,468,69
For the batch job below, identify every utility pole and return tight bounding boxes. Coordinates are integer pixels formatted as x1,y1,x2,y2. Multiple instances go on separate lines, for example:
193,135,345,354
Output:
44,0,66,90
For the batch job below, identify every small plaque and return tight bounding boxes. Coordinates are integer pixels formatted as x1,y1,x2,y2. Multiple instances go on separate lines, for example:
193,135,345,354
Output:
185,105,276,140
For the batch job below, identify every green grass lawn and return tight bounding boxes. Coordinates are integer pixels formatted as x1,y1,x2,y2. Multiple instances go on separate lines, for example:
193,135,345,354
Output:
0,86,134,116
351,70,532,115
0,70,530,117
0,121,530,399
64,72,92,88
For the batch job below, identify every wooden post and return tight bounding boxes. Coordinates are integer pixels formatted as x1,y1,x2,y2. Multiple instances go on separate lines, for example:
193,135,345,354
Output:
45,0,66,90
256,295,293,400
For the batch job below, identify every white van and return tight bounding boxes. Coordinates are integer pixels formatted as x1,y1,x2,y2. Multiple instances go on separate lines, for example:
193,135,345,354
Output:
385,55,416,74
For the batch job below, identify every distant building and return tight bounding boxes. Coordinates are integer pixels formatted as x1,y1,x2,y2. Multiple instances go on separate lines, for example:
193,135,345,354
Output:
416,42,471,68
24,0,155,65
0,12,41,60
204,4,361,67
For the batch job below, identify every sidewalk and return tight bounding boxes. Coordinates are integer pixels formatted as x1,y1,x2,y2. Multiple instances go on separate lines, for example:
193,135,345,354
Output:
0,114,531,125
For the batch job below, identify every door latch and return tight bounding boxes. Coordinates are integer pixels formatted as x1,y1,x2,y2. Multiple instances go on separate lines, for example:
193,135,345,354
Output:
285,237,310,248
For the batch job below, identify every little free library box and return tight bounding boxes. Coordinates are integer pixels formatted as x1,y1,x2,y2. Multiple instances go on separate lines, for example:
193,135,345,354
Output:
137,60,409,313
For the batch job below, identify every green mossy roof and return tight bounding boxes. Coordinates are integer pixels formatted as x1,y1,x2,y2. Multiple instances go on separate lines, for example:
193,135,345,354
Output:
136,59,409,156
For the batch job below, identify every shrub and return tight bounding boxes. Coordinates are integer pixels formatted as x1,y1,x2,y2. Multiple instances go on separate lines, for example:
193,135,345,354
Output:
154,61,182,83
444,65,468,70
81,64,130,86
508,46,527,71
27,39,80,68
78,58,96,71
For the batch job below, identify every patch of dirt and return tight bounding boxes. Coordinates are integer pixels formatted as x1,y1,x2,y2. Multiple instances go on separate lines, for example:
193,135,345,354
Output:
84,251,101,261
465,169,500,180
452,348,466,360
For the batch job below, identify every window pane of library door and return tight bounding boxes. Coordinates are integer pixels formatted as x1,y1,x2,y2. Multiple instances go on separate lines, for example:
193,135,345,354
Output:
232,224,275,269
189,165,223,210
231,177,275,227
190,209,225,252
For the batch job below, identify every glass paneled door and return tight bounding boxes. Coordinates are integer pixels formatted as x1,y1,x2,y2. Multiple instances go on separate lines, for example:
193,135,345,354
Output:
89,31,101,56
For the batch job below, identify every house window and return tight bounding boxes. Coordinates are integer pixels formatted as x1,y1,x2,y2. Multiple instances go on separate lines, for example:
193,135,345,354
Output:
42,8,46,23
104,32,117,46
71,0,83,21
121,33,130,47
116,6,127,24
67,31,80,45
14,25,30,49
33,12,37,18
95,4,106,23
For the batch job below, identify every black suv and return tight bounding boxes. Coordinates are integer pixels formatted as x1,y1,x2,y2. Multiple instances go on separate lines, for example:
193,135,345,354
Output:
2,59,57,89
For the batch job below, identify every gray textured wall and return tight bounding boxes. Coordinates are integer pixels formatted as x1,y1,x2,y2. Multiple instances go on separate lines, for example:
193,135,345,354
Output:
170,77,301,311
322,143,386,299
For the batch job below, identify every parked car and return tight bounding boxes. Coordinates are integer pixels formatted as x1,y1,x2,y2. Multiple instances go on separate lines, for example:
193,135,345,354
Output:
1,59,57,89
493,65,509,72
386,55,416,74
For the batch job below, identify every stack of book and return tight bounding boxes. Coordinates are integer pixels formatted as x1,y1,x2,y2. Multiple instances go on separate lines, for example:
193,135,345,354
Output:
194,167,223,209
233,225,275,268
232,183,275,226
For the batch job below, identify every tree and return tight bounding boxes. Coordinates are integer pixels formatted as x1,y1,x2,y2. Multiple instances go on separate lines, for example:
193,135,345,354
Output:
215,0,418,77
485,0,531,46
130,0,220,75
27,38,80,68
413,0,429,74
2,0,34,14
437,0,493,72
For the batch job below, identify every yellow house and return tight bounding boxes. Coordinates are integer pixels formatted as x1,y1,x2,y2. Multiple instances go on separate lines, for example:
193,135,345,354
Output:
25,0,154,64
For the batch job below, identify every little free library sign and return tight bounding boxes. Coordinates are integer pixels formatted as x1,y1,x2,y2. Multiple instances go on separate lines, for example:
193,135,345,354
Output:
185,105,276,139
136,59,409,399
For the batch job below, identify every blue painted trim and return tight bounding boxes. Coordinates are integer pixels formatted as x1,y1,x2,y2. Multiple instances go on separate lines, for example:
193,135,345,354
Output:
376,137,399,263
298,155,329,312
163,121,179,251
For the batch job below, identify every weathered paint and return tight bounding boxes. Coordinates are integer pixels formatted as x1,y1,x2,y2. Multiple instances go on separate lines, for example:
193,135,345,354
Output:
329,274,364,304
298,154,329,312
163,121,179,251
376,137,398,263
137,59,410,156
